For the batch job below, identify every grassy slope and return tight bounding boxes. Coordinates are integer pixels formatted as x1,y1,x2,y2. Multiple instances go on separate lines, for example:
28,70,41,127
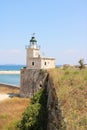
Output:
49,68,87,130
0,85,30,130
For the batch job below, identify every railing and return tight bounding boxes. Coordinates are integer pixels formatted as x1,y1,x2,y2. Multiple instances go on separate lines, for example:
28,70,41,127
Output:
25,45,40,49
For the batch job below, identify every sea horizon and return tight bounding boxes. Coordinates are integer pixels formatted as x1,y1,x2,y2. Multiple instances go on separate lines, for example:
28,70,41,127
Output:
0,65,24,86
0,64,25,71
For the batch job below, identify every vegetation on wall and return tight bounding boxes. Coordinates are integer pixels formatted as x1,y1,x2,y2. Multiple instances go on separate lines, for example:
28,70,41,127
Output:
49,67,87,130
17,88,48,130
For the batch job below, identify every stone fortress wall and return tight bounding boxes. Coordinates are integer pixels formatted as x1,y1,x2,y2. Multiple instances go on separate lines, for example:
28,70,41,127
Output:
20,69,65,130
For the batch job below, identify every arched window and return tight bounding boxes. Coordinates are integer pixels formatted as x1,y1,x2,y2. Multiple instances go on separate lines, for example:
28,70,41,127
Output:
44,62,46,65
32,62,34,66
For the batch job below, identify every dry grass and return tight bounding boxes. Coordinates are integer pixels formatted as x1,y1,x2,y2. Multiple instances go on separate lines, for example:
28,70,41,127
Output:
0,85,30,130
49,68,87,130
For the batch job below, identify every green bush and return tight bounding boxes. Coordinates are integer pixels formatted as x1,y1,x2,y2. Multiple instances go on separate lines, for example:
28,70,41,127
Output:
17,88,48,130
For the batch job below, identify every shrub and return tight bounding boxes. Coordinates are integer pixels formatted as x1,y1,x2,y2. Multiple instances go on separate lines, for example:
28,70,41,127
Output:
78,59,85,69
17,88,48,130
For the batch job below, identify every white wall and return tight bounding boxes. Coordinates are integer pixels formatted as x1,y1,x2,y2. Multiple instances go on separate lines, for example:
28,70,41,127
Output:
41,58,55,69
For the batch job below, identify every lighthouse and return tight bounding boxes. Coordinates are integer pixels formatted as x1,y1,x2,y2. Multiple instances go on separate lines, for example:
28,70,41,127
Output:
26,35,55,69
20,35,55,97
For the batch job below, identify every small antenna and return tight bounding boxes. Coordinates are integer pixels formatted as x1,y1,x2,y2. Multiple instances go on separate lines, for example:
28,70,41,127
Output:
32,33,35,36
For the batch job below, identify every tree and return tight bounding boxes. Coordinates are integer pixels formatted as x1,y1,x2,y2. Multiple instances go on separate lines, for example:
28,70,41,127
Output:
78,59,85,69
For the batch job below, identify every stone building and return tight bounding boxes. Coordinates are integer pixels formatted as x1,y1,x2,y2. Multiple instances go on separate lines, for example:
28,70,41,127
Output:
26,36,55,69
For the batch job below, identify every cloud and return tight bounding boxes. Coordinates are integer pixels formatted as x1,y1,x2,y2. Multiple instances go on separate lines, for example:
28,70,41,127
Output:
0,49,21,55
64,49,77,55
0,49,25,64
10,49,21,55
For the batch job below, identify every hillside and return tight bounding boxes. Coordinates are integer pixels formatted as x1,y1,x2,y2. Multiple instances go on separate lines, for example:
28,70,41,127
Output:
49,67,87,130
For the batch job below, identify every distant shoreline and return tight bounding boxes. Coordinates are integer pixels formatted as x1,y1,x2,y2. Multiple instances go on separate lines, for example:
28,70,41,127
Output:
0,71,20,74
0,83,20,101
0,83,20,88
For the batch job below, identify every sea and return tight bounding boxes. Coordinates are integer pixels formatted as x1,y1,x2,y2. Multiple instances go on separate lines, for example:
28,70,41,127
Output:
0,65,25,87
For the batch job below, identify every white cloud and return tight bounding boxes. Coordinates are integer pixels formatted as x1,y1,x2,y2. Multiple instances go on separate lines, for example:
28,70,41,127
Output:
0,49,21,55
10,49,21,55
0,49,25,64
64,49,77,55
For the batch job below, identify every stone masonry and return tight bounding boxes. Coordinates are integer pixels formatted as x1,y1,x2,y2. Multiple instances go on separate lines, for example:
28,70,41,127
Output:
20,68,48,97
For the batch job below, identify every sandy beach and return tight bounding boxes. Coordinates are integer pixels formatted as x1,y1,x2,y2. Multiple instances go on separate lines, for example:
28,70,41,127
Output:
0,70,20,74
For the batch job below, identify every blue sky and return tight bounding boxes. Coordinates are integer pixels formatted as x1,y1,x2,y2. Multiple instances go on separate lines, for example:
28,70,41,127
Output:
0,0,87,65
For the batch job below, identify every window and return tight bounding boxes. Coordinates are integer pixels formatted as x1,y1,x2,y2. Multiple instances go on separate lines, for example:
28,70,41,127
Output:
44,62,46,65
32,62,34,66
